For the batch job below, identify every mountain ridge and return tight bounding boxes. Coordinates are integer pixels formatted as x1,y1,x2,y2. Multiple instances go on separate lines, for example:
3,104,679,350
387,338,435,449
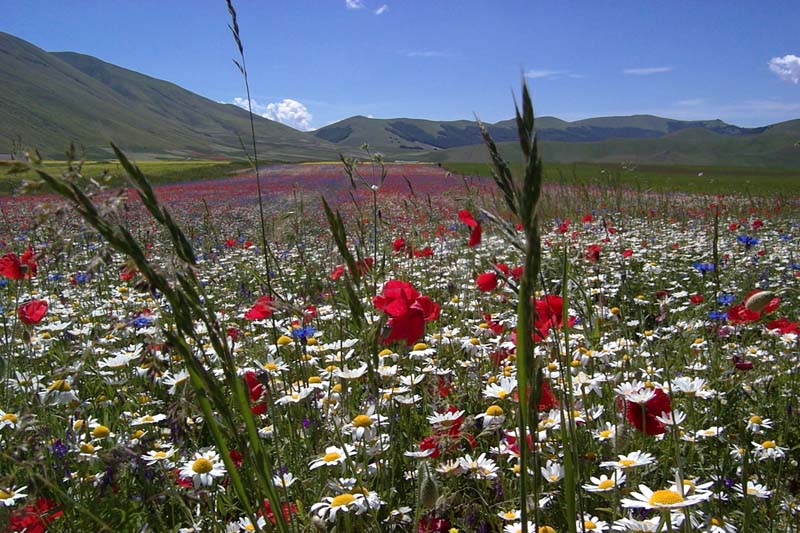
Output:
1,32,798,168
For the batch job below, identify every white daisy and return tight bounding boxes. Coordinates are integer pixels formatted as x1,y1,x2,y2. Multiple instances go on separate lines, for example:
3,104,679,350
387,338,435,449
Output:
179,449,226,488
621,484,711,509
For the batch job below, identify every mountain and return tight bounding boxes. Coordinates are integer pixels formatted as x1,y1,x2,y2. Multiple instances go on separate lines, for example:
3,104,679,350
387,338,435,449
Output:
315,114,768,153
419,119,800,168
1,32,798,168
313,114,799,168
0,32,342,160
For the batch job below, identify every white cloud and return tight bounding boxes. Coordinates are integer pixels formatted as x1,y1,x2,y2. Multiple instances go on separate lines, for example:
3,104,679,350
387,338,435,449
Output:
525,69,582,80
676,98,705,106
623,66,673,75
375,4,388,15
406,50,448,58
232,97,313,131
769,54,800,84
345,0,365,9
525,69,562,79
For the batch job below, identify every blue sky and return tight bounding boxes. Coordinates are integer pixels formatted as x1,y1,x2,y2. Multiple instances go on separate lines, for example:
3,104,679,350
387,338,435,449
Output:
2,1,799,130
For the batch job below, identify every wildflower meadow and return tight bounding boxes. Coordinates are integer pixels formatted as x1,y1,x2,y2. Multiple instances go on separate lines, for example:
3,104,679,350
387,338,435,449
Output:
0,5,798,533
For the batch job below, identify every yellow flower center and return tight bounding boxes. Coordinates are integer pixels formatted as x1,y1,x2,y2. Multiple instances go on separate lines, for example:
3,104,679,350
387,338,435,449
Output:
353,414,373,427
191,457,214,474
711,517,723,526
48,380,71,391
618,459,635,467
91,425,110,438
323,452,341,462
599,430,612,438
610,307,620,315
539,527,556,533
131,430,145,439
762,440,776,449
153,451,167,459
332,383,342,393
749,415,762,424
584,520,597,529
378,348,393,357
501,511,516,519
330,493,355,507
497,390,508,399
80,442,95,454
648,489,684,506
0,489,14,499
412,343,428,351
264,363,278,371
276,335,292,346
309,376,322,384
1,413,18,423
244,524,256,532
306,337,318,346
693,338,704,345
486,405,504,416
598,479,614,489
469,338,480,345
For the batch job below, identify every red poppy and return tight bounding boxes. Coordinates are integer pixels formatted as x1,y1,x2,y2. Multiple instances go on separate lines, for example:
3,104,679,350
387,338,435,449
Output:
510,265,523,280
224,239,237,248
413,246,433,257
766,318,798,335
533,295,575,341
622,388,671,435
582,214,593,223
119,266,137,281
622,249,634,258
0,247,35,280
261,499,297,525
418,516,451,533
689,294,704,304
557,218,571,233
18,300,48,325
244,296,273,320
373,280,439,346
392,238,407,252
0,253,22,279
244,371,268,415
584,244,602,262
6,497,63,533
727,304,760,324
476,272,498,292
458,209,481,247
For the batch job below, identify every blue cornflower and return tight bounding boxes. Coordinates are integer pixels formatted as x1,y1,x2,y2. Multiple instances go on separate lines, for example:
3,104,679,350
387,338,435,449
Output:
692,262,715,272
709,311,728,321
132,316,153,328
74,273,90,284
291,325,316,340
737,235,759,248
48,273,63,281
717,294,735,306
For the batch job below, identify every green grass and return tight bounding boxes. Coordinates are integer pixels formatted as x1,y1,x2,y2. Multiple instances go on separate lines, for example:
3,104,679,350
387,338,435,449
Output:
444,161,800,195
1,159,251,194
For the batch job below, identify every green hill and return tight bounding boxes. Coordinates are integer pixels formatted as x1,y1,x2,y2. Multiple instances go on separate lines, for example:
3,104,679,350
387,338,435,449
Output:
420,121,800,168
2,31,798,168
0,32,342,160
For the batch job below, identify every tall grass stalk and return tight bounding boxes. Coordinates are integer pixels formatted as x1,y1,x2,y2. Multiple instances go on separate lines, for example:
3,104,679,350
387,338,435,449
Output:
479,78,543,533
225,0,277,301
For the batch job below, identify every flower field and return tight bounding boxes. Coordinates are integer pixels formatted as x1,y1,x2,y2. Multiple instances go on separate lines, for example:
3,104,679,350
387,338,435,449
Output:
0,158,798,533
